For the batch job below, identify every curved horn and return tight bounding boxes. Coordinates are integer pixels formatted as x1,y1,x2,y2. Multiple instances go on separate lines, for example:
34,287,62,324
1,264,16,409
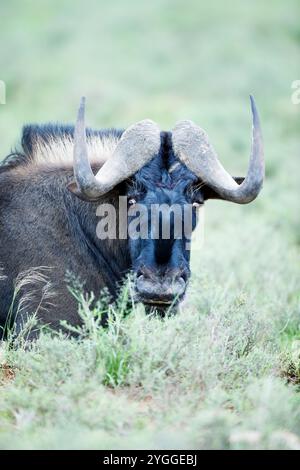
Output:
71,97,161,200
172,96,264,204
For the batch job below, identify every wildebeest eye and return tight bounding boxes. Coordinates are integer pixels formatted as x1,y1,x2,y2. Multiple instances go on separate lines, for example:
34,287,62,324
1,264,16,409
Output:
128,198,137,206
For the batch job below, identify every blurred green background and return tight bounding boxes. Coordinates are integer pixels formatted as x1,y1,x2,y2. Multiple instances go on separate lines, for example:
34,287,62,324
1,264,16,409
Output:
0,0,299,154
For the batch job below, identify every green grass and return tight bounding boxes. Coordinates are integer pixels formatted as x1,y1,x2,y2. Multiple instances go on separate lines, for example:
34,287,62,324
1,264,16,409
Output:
0,0,300,450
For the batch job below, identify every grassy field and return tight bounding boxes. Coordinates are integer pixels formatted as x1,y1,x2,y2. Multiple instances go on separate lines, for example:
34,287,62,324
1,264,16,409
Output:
0,0,300,450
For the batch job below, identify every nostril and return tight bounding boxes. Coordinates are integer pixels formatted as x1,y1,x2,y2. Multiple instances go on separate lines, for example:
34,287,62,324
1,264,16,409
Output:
136,270,143,279
174,269,189,283
136,266,153,280
180,272,188,283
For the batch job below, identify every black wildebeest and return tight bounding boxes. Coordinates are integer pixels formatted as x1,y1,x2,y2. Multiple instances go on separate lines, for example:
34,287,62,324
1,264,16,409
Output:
0,96,264,334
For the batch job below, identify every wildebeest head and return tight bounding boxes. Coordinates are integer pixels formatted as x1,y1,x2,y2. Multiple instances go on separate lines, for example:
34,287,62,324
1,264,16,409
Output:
68,97,264,310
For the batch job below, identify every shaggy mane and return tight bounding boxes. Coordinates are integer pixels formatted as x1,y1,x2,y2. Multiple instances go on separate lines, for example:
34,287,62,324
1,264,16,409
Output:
0,124,123,171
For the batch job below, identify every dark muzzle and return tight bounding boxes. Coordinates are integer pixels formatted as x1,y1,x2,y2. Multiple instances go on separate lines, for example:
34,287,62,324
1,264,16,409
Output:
135,270,186,306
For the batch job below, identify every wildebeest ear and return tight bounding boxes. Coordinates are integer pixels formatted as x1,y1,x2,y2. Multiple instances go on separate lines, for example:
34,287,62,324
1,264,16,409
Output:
202,177,245,200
